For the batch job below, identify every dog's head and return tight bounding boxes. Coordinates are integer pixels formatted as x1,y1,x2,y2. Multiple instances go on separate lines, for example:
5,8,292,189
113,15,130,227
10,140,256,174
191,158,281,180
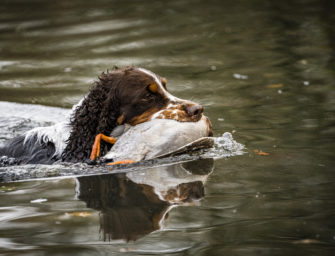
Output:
97,67,205,126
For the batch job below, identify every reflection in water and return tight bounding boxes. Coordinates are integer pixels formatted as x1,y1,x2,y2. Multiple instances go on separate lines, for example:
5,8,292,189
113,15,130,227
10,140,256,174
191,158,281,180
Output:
77,159,214,241
1,0,335,254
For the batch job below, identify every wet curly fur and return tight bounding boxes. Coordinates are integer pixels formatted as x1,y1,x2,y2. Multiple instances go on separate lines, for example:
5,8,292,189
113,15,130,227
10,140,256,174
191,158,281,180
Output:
61,73,121,162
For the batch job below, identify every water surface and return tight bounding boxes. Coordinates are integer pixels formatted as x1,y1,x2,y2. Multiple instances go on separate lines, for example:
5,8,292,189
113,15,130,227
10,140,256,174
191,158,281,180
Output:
1,0,335,255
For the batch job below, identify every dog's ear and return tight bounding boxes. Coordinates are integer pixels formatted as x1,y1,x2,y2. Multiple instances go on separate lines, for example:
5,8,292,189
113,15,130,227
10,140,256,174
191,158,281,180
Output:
62,73,121,162
96,86,120,134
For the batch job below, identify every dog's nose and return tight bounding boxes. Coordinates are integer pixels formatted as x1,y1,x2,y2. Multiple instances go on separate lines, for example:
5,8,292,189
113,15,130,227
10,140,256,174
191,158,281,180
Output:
186,104,203,117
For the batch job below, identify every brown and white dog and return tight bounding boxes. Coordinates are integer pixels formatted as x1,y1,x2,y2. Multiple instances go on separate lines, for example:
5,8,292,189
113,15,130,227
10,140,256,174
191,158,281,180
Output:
0,67,212,165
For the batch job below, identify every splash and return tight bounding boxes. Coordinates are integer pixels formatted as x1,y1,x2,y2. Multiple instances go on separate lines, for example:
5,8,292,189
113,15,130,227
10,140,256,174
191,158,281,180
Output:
204,132,245,159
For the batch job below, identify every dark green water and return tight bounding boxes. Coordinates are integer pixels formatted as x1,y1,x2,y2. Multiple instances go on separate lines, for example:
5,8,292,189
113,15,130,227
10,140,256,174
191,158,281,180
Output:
1,0,335,255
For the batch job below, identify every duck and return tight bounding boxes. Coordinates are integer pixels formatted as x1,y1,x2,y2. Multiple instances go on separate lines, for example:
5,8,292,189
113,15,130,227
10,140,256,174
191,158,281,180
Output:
102,115,213,163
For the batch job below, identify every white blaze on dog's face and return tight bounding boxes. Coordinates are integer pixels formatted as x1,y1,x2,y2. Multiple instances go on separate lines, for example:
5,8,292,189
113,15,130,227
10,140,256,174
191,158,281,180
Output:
137,68,180,102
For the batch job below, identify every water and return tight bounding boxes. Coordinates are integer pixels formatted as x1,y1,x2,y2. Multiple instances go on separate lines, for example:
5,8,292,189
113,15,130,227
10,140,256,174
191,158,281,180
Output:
1,0,335,255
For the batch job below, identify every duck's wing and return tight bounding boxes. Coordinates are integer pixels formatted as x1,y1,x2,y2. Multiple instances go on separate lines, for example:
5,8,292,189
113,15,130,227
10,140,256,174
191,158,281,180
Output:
155,137,214,159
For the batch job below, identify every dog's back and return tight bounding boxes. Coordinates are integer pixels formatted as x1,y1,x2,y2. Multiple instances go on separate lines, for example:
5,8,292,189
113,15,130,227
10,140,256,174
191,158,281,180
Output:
0,135,56,166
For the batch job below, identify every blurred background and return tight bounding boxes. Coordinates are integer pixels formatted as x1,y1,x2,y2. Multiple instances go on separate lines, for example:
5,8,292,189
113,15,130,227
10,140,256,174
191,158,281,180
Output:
0,0,335,255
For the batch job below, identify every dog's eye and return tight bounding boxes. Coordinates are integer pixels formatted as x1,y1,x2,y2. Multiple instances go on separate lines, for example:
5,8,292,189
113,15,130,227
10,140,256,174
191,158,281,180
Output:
140,93,153,104
147,92,156,99
142,91,154,100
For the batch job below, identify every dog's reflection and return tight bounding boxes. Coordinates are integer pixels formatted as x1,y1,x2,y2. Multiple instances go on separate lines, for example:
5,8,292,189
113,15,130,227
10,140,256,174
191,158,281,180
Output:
76,159,214,241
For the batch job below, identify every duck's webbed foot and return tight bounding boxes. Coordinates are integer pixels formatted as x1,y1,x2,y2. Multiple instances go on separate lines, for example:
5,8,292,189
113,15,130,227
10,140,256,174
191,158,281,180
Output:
106,160,136,166
106,159,136,171
90,134,116,161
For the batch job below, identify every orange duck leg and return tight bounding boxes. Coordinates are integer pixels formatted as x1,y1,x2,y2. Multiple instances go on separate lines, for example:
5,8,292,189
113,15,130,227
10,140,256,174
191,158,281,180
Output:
106,160,136,166
90,134,135,167
90,134,116,161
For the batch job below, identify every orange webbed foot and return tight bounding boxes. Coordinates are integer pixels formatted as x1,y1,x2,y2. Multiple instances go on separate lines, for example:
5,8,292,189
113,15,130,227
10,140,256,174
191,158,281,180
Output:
106,160,136,171
106,160,136,166
90,134,116,161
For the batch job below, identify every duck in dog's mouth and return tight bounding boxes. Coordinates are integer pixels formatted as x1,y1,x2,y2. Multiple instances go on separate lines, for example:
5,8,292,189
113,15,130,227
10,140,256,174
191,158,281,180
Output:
99,115,213,164
90,68,213,165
